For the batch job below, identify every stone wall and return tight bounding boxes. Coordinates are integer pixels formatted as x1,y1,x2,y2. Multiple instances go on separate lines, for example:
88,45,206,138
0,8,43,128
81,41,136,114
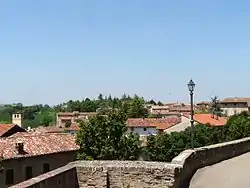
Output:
172,137,250,187
9,136,250,188
75,161,176,188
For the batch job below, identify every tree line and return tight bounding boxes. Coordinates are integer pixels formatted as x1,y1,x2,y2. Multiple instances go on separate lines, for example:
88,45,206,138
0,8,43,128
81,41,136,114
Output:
0,94,159,128
77,109,250,162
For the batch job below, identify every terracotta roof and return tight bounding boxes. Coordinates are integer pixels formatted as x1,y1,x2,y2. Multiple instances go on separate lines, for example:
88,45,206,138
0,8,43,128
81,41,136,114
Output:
57,112,97,116
33,125,80,133
126,117,181,130
0,124,26,137
0,124,16,136
193,114,227,126
151,112,181,115
168,104,193,112
196,101,210,105
151,106,170,110
0,133,79,160
221,97,250,103
71,123,80,131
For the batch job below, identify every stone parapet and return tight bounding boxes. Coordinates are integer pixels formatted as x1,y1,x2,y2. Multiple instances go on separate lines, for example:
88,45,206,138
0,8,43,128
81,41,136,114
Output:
9,137,250,188
172,137,250,187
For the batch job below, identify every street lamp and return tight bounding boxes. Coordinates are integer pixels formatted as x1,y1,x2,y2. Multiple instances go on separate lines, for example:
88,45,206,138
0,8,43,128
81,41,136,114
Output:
188,79,195,149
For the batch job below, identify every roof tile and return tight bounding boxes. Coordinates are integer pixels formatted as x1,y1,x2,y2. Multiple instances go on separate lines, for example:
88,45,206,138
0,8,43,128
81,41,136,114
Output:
193,114,227,126
0,133,79,160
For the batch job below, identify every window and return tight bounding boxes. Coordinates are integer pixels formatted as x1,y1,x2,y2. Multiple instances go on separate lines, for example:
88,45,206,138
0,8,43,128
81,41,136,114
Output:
131,128,134,131
143,128,147,131
5,169,14,185
43,163,50,173
25,166,33,180
224,110,228,116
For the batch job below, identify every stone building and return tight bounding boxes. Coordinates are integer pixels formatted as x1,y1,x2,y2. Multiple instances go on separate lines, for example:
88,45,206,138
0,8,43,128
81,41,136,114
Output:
0,132,79,187
126,116,181,136
150,103,194,117
0,114,26,137
220,97,250,116
56,111,97,128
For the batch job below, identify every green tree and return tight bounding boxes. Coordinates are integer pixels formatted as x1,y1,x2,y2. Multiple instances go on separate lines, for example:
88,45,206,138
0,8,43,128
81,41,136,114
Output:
226,114,250,140
210,96,222,116
148,100,157,105
127,95,149,118
76,109,141,160
157,101,164,106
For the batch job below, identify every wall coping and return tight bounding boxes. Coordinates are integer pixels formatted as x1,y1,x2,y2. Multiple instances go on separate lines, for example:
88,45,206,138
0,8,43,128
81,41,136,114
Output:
171,136,250,187
9,162,76,188
171,136,250,166
74,160,176,169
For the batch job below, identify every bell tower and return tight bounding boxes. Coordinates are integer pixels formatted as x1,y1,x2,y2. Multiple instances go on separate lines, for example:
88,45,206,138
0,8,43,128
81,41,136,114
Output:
12,114,22,127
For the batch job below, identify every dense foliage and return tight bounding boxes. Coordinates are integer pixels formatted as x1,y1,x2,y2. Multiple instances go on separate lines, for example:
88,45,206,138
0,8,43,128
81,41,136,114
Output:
76,109,141,160
146,113,250,162
0,94,152,128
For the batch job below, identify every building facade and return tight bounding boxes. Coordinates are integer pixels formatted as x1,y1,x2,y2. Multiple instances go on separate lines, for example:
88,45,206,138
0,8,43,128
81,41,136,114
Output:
126,117,181,136
0,114,26,137
0,133,79,187
56,111,97,128
220,97,250,116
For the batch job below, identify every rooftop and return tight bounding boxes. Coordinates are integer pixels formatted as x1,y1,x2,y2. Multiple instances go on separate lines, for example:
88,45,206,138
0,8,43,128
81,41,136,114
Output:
57,111,97,116
0,133,79,160
193,114,227,126
126,117,181,130
33,124,80,133
221,97,250,104
0,124,26,137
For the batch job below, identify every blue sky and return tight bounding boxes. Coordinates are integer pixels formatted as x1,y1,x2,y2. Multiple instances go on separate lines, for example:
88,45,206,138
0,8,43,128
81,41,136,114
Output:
0,0,250,105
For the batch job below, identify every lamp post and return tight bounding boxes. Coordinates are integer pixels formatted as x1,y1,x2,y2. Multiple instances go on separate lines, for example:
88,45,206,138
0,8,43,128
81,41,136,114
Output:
188,79,195,149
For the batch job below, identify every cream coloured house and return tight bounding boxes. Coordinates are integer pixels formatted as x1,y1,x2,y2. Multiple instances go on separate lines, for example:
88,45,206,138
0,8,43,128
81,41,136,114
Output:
220,97,250,116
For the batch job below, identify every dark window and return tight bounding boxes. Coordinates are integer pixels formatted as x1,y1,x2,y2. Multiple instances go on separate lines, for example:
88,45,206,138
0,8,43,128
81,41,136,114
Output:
131,128,134,131
5,169,14,185
25,166,33,180
43,163,50,173
144,128,147,131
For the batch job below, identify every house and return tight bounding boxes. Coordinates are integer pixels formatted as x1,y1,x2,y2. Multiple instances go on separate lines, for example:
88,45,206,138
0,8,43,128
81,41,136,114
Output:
0,124,26,137
32,123,80,134
126,116,181,136
150,103,193,117
0,114,26,137
196,101,211,112
0,133,79,187
168,103,193,115
56,111,97,128
193,114,227,126
164,115,191,134
150,105,170,115
220,97,250,116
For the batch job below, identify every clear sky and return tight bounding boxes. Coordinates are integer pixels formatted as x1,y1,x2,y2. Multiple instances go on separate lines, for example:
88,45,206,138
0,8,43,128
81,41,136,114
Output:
0,0,250,105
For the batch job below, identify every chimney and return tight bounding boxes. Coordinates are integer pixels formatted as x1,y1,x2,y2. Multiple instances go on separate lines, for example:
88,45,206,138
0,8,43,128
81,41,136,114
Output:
12,113,22,127
15,141,24,155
